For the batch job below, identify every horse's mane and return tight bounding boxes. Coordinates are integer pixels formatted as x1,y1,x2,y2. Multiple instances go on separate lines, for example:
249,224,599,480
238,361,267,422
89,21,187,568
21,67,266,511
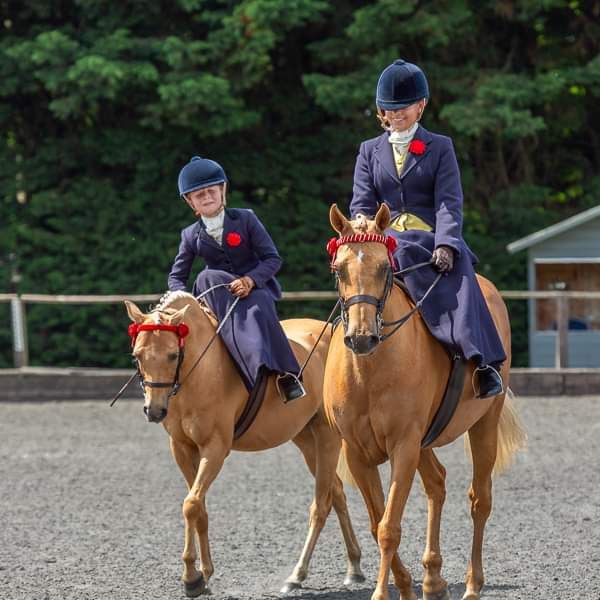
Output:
155,290,196,311
154,290,216,322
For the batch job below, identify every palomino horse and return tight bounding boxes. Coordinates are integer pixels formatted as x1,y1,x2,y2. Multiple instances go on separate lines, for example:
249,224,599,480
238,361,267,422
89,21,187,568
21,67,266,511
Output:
324,204,526,600
124,291,364,597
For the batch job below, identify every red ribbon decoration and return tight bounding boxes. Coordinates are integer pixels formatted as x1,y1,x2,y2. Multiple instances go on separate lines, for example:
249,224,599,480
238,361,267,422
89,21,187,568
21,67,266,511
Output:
128,322,190,348
326,233,397,269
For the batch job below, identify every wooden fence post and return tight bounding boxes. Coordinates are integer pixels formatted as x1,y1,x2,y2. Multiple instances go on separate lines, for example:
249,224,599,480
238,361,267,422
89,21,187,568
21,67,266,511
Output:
10,296,29,368
554,294,569,369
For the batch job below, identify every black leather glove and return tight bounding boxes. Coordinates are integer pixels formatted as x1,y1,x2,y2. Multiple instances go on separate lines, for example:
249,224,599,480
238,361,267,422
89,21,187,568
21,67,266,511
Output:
432,245,454,272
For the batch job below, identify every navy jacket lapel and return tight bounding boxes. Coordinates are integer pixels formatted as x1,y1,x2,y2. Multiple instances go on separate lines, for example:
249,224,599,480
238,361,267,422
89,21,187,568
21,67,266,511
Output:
221,209,239,249
400,125,433,180
374,133,401,184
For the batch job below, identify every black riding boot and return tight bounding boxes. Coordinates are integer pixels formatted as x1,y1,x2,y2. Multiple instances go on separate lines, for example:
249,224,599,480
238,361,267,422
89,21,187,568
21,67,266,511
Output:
277,372,306,403
475,364,504,399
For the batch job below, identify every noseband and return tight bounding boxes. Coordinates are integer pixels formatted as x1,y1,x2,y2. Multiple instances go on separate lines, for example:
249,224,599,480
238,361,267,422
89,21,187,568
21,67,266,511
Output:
128,322,190,399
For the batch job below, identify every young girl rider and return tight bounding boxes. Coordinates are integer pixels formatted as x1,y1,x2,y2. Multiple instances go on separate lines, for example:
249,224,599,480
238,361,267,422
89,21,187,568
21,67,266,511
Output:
168,156,305,402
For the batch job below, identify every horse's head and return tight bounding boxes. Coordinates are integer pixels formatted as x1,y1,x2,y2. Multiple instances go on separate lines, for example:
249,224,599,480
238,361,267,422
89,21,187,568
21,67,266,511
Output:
125,298,190,423
329,203,393,355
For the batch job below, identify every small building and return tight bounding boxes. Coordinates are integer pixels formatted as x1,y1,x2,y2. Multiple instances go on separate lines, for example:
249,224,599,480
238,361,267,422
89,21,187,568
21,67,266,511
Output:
507,205,600,367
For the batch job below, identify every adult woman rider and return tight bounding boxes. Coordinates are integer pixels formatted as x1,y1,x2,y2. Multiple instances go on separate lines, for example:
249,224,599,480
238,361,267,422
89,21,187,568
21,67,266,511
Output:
350,59,505,398
168,156,305,402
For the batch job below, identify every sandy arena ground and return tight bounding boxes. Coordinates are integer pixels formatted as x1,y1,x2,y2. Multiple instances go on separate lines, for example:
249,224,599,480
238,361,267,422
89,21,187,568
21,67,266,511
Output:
1,395,599,599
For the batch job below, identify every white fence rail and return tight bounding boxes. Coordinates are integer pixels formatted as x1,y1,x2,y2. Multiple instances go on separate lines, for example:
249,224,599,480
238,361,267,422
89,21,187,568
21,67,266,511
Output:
2,290,600,369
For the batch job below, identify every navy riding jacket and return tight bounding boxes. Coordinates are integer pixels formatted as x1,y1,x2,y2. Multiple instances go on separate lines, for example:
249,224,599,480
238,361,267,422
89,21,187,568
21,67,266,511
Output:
350,125,464,256
168,208,283,300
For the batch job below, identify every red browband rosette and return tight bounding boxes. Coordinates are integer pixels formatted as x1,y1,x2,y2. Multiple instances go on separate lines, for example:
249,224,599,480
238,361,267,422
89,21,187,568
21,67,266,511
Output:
128,322,190,348
326,233,397,269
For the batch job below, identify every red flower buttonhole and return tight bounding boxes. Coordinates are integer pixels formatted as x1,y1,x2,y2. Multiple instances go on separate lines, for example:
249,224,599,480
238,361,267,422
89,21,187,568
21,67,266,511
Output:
226,232,242,247
408,140,426,155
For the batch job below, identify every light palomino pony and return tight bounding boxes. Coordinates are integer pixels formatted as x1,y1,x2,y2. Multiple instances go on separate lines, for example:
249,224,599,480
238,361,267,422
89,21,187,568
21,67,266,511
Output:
325,205,526,600
125,291,364,597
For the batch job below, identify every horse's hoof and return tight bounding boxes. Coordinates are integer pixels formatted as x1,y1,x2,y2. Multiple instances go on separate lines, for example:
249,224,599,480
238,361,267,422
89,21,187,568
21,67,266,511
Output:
344,572,366,585
462,592,480,600
423,589,451,600
183,574,207,597
281,580,302,594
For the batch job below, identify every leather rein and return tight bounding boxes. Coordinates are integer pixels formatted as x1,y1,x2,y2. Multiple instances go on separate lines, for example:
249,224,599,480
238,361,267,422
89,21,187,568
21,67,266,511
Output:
327,233,442,342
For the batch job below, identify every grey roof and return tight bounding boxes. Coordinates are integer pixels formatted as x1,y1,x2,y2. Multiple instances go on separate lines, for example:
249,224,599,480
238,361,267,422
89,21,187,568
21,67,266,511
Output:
507,204,600,254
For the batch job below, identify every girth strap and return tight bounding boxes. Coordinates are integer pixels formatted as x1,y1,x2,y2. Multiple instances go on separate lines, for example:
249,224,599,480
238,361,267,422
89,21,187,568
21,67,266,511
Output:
233,367,269,440
420,354,467,448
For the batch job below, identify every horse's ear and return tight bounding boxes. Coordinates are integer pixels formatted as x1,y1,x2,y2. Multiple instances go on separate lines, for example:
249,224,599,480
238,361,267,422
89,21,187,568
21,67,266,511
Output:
124,300,145,324
374,203,391,233
330,204,350,235
165,305,189,326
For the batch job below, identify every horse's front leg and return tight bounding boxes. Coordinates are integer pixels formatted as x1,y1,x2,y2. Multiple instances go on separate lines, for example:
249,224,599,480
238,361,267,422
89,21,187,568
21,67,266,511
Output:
172,437,228,598
374,436,421,600
344,442,416,600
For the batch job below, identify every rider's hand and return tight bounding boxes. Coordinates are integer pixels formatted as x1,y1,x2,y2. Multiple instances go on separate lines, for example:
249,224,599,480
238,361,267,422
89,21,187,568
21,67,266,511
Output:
229,276,255,298
432,245,454,272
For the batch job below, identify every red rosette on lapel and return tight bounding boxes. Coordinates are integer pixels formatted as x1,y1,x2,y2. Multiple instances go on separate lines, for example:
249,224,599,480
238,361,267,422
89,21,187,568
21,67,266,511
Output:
226,232,242,247
408,139,426,155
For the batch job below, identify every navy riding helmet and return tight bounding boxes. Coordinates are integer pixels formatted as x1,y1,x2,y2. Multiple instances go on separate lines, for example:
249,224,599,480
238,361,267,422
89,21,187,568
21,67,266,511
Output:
376,59,429,110
177,156,228,197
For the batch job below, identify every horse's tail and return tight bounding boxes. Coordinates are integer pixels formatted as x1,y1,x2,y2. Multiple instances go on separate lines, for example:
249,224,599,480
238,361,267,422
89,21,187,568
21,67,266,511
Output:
493,387,527,475
336,445,357,487
465,386,527,475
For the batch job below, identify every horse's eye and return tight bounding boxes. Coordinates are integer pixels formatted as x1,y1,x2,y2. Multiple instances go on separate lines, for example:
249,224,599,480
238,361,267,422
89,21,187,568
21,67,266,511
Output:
167,352,178,361
336,264,349,281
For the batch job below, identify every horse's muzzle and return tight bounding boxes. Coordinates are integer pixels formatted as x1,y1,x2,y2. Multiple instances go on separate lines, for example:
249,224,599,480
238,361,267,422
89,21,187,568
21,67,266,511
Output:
344,333,379,355
144,404,168,423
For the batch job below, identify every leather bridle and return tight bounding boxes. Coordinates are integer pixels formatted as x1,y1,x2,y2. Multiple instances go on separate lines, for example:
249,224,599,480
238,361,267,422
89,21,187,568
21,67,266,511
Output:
338,264,395,337
128,322,190,399
327,233,442,342
111,284,241,408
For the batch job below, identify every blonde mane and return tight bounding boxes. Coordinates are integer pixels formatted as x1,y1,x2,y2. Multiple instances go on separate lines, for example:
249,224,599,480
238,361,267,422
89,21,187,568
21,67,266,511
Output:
154,290,216,323
155,290,196,311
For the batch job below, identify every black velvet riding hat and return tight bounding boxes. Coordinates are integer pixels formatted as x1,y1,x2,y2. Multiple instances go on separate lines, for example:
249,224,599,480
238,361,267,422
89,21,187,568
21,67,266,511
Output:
376,59,429,110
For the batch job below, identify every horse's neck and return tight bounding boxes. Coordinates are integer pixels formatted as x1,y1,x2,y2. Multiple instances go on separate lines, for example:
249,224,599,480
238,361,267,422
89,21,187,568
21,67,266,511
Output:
383,284,414,320
178,301,248,406
185,302,232,371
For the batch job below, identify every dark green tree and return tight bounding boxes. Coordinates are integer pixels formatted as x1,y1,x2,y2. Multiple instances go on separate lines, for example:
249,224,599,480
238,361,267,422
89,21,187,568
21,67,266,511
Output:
1,0,598,367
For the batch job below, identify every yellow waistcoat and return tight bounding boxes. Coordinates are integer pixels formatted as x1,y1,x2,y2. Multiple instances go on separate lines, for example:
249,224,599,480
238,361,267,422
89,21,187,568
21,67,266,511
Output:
389,143,433,233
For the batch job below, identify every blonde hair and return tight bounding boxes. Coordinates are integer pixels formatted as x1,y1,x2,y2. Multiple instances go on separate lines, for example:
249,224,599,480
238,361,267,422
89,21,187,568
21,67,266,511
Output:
376,107,392,131
376,100,427,131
